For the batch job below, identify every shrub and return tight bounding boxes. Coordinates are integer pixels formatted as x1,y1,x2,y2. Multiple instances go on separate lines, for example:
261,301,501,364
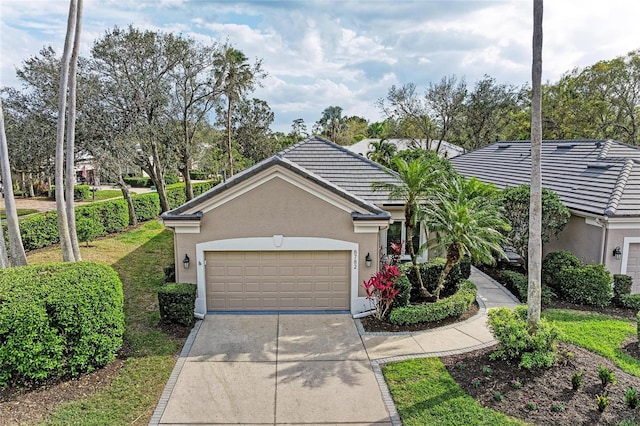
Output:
488,305,560,369
192,180,217,197
189,170,208,180
598,365,616,387
596,393,610,412
75,207,106,246
389,280,477,325
625,387,639,409
47,184,91,200
542,250,581,292
123,176,152,187
621,294,640,310
638,311,640,350
571,371,584,390
556,264,613,307
164,173,180,185
164,264,176,283
132,192,161,222
0,262,124,386
18,211,60,250
391,274,411,309
499,270,555,305
78,199,129,234
158,283,197,326
404,258,463,300
459,256,472,280
364,265,402,320
614,274,634,306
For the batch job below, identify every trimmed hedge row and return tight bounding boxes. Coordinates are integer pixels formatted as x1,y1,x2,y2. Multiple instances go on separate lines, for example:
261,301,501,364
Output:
123,177,152,187
620,294,640,310
0,262,124,386
498,269,555,305
47,185,92,200
388,280,477,325
158,283,197,326
11,181,216,251
556,263,613,307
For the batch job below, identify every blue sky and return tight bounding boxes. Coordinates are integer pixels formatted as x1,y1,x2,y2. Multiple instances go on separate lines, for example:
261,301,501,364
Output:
1,0,639,133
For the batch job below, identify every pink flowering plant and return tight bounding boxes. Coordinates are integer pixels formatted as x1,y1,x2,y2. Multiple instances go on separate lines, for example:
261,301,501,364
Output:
363,264,401,320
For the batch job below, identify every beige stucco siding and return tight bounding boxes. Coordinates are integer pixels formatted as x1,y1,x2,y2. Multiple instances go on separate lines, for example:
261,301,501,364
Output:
543,214,603,263
174,176,379,298
604,227,640,276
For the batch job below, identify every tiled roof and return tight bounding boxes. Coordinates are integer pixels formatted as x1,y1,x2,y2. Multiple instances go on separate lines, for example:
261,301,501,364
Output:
163,137,395,219
347,138,465,158
280,136,400,204
450,139,640,218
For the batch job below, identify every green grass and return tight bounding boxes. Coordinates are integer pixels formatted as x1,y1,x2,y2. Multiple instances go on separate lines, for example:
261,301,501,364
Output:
383,358,525,425
84,189,136,202
0,208,39,218
542,309,640,377
28,220,182,425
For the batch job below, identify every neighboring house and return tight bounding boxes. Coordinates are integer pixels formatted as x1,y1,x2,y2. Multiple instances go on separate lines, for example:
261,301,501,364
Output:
450,139,640,293
348,138,466,159
162,136,429,316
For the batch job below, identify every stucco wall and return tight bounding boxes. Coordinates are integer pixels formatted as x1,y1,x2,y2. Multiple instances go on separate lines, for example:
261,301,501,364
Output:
543,214,603,263
603,227,640,276
173,176,379,298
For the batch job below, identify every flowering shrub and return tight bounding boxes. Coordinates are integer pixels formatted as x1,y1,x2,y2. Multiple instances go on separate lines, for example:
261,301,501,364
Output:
363,265,401,320
551,401,565,412
510,378,522,389
524,398,538,411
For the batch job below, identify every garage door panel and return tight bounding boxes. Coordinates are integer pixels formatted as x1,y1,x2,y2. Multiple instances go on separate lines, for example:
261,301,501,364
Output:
206,250,350,311
628,243,640,294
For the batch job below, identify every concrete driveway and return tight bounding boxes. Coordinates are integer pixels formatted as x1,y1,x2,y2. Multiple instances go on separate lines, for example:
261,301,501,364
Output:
153,314,392,425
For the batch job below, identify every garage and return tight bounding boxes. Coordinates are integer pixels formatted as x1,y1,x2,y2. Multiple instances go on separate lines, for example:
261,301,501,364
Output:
205,250,351,311
626,243,640,294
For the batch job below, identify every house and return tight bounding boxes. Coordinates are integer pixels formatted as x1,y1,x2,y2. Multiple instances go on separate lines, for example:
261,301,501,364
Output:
450,139,640,293
162,136,426,316
348,138,466,159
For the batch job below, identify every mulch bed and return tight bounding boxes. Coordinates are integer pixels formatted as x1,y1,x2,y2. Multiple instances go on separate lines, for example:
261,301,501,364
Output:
443,341,640,425
360,301,479,332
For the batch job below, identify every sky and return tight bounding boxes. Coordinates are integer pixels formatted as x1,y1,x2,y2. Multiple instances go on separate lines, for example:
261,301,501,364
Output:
1,0,639,133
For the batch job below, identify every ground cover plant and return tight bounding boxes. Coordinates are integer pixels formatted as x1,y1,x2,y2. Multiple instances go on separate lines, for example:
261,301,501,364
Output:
0,221,187,425
384,308,640,425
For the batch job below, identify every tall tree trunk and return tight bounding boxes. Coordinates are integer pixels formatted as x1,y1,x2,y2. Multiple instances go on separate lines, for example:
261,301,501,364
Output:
226,97,234,176
65,0,83,261
117,173,137,226
405,209,430,297
528,0,544,329
54,0,78,262
0,103,27,266
28,173,35,197
0,218,8,268
181,163,194,201
149,141,170,212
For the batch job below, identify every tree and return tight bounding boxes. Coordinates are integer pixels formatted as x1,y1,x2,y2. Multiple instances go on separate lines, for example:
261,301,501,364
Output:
426,176,510,299
373,157,442,297
377,84,435,146
315,106,347,143
230,97,276,164
501,185,569,263
54,0,80,262
167,38,219,200
91,26,187,212
366,140,396,168
425,75,467,154
528,0,544,328
213,44,265,176
64,0,84,261
0,102,28,266
290,118,308,141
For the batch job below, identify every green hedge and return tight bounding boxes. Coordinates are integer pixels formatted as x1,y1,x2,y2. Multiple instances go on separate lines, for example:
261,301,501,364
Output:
164,173,180,185
0,262,124,386
404,258,464,300
166,180,217,210
132,192,161,222
189,170,208,180
556,264,613,307
123,176,152,187
388,280,477,325
47,184,91,200
638,311,640,350
499,269,555,305
391,274,412,310
158,283,197,326
620,294,640,310
542,250,581,292
613,274,633,306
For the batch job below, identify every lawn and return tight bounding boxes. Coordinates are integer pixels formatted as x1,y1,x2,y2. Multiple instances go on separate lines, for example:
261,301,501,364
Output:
0,208,39,218
25,220,184,425
383,308,640,425
84,189,136,202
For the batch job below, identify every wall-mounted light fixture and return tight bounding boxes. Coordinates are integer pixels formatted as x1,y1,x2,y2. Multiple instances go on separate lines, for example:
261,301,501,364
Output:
365,252,372,267
613,246,622,260
183,254,191,269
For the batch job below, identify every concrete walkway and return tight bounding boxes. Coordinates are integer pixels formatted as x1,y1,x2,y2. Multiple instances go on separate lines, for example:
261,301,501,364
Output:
149,267,519,426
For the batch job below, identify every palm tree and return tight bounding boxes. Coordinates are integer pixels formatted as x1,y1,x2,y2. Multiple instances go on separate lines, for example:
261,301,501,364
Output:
528,0,544,328
214,45,264,176
366,140,396,168
374,156,441,297
426,176,510,300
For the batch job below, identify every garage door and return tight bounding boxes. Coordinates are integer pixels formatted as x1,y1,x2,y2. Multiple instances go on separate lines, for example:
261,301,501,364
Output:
627,243,640,294
205,251,350,311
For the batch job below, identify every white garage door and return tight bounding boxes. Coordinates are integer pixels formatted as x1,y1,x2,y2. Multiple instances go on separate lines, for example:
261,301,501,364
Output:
627,243,640,294
205,251,350,311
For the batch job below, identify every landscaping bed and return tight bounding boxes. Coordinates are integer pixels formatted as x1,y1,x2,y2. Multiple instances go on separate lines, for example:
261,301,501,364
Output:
443,341,640,425
361,301,479,332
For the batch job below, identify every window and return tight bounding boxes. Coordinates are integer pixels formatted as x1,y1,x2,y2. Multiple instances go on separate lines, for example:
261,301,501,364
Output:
385,221,425,261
